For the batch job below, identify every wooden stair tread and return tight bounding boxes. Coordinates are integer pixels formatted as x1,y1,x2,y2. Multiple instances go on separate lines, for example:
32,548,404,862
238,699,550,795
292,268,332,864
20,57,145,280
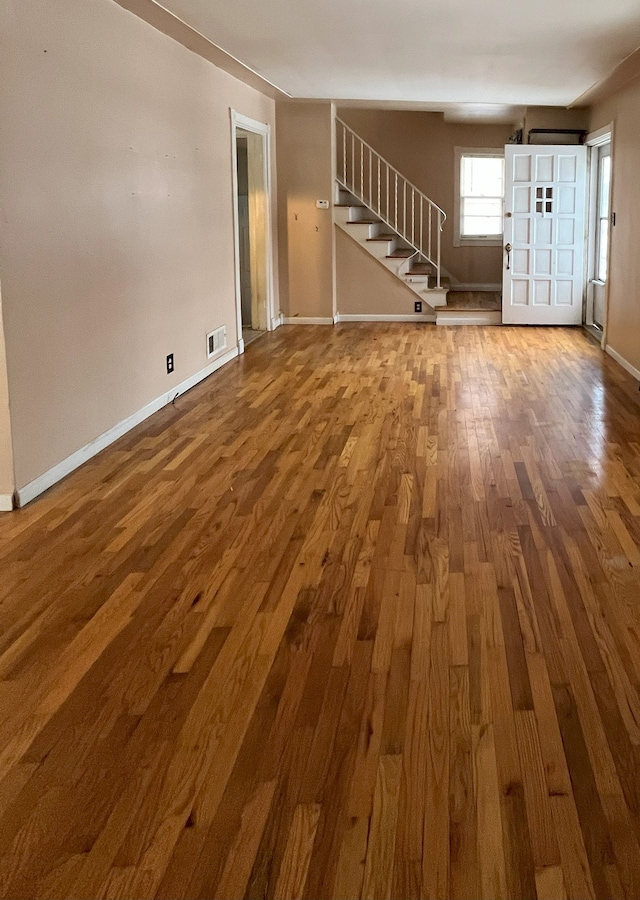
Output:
336,195,449,303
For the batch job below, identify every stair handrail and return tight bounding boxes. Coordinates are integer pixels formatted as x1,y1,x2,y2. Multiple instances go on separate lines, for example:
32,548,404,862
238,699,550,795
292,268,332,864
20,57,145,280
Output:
335,117,447,288
336,120,447,220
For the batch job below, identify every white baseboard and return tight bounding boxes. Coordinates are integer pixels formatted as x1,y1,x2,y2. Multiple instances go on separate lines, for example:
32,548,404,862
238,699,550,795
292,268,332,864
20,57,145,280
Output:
335,313,436,323
606,345,640,381
282,316,335,325
16,346,239,508
0,494,13,512
448,283,502,292
270,314,283,329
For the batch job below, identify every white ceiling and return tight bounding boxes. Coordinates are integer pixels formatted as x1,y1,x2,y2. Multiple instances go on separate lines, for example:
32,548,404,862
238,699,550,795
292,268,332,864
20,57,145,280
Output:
157,0,640,108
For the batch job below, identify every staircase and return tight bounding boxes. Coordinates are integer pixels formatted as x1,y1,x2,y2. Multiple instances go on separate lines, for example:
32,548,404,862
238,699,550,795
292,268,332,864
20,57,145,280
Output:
335,118,450,314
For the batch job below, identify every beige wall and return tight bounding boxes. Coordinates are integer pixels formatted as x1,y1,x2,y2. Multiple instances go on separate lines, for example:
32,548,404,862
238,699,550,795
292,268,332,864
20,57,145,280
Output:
335,230,427,316
589,79,640,374
276,102,335,319
0,0,278,491
0,283,15,502
523,106,589,139
336,109,512,286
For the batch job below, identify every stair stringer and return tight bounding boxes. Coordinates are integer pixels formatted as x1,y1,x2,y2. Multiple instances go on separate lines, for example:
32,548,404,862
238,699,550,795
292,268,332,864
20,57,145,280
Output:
334,205,448,309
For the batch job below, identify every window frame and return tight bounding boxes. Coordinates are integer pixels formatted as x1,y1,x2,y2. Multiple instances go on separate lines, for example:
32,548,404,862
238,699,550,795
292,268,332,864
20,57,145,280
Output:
453,147,505,247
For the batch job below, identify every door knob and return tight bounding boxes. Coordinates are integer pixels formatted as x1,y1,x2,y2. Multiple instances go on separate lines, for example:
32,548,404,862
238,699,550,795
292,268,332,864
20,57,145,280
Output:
505,243,512,270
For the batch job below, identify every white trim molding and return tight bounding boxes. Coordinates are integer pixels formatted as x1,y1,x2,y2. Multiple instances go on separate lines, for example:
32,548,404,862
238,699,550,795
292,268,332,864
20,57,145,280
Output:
586,123,615,147
335,314,436,323
584,124,614,346
0,494,13,512
111,0,290,101
282,316,335,325
16,347,239,508
230,110,276,339
606,345,640,382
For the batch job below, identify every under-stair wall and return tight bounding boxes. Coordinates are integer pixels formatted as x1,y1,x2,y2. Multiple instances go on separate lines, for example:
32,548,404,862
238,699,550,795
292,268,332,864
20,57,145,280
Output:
336,229,437,321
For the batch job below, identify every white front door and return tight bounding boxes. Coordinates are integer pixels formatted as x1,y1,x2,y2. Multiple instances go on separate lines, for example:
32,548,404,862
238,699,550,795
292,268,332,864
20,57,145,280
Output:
502,145,587,325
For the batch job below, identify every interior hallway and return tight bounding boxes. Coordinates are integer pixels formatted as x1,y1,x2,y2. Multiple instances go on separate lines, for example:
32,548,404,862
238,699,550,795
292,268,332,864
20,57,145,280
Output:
0,324,639,899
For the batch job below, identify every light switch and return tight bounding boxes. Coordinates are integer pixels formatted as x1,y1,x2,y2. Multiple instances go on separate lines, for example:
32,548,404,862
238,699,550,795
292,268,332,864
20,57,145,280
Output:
316,200,330,209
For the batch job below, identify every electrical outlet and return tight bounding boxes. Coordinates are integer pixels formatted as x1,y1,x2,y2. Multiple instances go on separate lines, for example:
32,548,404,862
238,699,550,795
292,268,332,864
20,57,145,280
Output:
166,353,174,374
414,301,422,313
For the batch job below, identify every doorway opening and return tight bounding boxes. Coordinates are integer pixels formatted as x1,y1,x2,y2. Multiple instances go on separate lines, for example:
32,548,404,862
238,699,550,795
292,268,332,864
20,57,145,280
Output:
231,112,274,353
585,126,613,345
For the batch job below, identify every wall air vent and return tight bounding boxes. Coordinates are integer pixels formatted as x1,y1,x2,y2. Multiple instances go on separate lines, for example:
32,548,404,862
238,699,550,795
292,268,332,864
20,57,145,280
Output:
207,326,226,359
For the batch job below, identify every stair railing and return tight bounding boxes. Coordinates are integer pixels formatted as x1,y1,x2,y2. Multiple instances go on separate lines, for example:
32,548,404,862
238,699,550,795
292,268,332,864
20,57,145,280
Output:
335,117,446,288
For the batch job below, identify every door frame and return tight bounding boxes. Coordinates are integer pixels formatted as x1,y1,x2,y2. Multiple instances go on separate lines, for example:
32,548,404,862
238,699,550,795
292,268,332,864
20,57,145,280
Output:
230,110,276,354
584,123,614,349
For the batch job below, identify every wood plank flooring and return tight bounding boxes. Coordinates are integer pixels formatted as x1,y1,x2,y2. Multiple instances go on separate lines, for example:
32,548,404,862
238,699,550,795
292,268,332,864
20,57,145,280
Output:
444,291,502,311
1,323,640,899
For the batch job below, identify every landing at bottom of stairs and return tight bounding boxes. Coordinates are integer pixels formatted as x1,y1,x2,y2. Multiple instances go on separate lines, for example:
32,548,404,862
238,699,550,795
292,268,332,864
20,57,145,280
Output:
436,292,502,325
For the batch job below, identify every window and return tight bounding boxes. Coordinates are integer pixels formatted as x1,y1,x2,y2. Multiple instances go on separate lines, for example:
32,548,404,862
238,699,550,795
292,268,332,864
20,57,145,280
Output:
454,148,504,246
596,150,611,283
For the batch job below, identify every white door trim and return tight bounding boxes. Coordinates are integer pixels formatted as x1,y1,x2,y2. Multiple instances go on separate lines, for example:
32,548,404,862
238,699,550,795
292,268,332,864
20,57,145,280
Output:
230,110,276,354
585,123,614,349
586,123,614,147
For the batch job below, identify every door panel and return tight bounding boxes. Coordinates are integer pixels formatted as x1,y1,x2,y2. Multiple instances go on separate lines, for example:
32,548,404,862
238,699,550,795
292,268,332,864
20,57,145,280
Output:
502,145,587,325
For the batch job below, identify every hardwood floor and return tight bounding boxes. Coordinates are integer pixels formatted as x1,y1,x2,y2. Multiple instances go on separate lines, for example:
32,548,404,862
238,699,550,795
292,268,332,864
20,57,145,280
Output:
0,323,640,899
